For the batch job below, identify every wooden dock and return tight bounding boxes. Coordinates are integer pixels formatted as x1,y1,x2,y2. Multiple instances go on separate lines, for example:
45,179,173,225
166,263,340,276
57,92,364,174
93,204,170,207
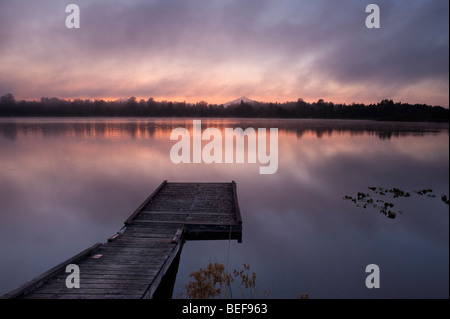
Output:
2,181,242,299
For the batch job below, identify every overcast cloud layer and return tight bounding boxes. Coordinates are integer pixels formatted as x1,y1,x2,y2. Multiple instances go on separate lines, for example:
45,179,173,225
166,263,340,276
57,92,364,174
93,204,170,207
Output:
0,0,448,106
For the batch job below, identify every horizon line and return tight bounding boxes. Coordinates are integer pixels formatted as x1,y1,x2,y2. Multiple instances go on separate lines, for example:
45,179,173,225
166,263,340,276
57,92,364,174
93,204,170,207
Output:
2,93,448,108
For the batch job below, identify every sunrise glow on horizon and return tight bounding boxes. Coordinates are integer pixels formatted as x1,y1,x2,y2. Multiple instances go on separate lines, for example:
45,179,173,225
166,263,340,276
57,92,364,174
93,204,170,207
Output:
0,0,448,107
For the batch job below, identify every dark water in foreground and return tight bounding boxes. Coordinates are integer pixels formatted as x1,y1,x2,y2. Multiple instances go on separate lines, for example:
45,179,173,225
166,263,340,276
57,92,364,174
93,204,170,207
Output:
0,118,448,298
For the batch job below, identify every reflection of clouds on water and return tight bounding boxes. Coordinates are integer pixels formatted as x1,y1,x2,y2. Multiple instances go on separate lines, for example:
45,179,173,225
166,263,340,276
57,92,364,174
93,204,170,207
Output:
0,119,448,298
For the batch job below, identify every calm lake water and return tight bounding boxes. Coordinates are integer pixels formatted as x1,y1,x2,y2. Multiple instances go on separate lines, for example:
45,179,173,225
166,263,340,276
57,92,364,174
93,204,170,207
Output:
0,118,448,299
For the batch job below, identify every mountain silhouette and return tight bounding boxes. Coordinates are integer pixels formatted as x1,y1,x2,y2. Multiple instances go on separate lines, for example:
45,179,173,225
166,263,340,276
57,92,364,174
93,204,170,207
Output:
223,96,256,107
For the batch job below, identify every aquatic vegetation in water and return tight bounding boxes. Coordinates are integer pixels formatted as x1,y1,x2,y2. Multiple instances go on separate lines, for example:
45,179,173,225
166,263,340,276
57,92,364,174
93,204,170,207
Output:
179,262,297,299
344,187,449,219
179,262,263,299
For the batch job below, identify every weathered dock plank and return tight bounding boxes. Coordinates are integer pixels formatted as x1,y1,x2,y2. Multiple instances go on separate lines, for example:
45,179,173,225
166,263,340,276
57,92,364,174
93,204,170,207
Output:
2,181,242,299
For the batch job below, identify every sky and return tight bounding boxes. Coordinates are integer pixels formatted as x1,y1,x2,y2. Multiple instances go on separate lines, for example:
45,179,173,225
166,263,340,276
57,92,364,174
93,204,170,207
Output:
0,0,448,106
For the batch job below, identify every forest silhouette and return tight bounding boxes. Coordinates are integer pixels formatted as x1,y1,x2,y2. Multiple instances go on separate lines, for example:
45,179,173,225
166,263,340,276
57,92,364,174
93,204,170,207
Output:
0,94,448,122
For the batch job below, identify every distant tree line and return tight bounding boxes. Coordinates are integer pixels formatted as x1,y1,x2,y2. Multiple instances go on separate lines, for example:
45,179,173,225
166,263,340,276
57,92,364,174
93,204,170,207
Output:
0,94,448,122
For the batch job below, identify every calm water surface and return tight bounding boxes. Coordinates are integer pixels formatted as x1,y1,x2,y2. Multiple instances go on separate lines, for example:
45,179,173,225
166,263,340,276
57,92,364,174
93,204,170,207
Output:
0,118,448,298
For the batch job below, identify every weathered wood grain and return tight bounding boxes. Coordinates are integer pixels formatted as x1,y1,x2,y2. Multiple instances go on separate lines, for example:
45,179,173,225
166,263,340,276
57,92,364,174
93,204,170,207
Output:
3,181,242,299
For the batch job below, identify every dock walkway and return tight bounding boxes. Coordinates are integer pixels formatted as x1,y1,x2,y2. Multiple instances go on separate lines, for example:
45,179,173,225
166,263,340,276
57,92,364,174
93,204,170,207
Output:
2,181,242,299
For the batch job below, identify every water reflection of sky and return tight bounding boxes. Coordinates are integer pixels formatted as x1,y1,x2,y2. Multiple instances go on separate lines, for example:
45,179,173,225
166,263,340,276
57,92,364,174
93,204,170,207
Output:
0,118,448,298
